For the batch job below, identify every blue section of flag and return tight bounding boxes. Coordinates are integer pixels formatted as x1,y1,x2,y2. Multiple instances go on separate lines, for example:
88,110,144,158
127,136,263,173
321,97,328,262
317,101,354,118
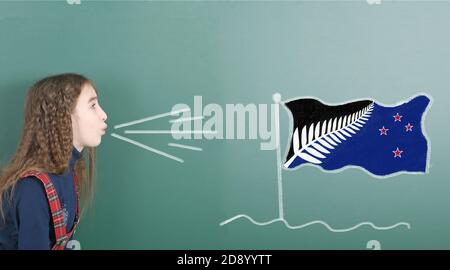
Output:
287,95,430,176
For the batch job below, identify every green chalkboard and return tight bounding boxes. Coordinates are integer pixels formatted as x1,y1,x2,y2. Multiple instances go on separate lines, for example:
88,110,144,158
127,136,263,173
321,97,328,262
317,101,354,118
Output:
1,0,450,250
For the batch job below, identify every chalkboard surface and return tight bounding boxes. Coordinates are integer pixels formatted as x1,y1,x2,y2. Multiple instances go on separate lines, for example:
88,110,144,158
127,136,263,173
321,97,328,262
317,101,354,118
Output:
1,0,449,249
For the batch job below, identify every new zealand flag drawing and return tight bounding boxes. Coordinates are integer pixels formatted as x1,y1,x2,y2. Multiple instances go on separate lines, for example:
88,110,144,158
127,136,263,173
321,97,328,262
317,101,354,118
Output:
283,95,431,177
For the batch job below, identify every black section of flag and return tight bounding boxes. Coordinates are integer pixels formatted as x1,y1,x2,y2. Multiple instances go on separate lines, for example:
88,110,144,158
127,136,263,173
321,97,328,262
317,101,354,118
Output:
284,98,373,163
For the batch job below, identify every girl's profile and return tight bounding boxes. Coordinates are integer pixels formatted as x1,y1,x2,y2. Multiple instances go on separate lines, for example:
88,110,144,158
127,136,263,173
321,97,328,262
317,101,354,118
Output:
0,73,107,250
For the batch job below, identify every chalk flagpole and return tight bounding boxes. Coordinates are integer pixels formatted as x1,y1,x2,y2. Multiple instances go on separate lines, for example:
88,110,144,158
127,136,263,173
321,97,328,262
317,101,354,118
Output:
273,93,284,220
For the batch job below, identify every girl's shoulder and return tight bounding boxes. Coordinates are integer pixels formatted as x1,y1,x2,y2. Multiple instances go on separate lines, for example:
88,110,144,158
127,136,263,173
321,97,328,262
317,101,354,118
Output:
14,176,47,201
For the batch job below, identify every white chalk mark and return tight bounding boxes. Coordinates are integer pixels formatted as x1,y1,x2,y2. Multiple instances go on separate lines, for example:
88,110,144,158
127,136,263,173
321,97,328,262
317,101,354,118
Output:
273,93,284,219
169,116,204,123
111,133,184,163
114,108,190,129
124,130,217,134
168,143,202,151
367,240,382,250
219,215,411,233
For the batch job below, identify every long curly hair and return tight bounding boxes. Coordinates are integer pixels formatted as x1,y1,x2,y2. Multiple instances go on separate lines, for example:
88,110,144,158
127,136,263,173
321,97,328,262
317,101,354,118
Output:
0,73,97,220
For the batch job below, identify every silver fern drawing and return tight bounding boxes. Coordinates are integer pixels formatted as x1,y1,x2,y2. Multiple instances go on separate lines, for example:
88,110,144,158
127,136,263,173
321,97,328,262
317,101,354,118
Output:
284,102,374,167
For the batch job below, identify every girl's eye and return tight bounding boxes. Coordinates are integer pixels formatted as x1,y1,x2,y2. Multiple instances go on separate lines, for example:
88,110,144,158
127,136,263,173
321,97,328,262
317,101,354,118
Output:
91,103,96,109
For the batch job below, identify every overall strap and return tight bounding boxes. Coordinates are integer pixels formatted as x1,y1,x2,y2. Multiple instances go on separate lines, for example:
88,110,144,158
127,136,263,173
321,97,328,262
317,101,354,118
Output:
20,171,76,250
66,172,80,240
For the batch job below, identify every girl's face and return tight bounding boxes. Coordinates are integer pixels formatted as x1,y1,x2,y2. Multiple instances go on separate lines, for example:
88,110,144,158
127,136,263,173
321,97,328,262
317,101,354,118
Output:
71,83,108,152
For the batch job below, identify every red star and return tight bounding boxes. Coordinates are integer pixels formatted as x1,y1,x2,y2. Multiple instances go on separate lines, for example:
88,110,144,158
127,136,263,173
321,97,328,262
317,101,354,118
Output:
393,147,403,158
379,126,389,135
405,123,413,132
393,113,402,122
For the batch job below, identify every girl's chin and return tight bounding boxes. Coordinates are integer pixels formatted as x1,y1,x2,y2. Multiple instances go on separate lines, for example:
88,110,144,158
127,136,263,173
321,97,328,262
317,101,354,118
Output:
85,139,102,148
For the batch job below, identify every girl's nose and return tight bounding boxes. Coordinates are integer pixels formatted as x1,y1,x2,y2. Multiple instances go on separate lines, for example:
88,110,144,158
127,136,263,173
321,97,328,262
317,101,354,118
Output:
100,107,107,121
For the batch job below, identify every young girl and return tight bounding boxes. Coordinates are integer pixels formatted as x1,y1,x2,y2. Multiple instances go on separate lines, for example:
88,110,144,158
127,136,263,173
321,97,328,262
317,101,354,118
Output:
0,73,108,250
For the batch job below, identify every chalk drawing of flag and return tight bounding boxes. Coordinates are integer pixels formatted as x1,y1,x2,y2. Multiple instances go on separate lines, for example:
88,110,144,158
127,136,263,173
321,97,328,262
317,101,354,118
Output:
283,95,430,177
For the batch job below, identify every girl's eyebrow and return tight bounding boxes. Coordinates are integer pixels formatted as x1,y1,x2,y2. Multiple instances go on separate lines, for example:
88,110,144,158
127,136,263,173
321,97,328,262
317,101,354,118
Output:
88,96,98,103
